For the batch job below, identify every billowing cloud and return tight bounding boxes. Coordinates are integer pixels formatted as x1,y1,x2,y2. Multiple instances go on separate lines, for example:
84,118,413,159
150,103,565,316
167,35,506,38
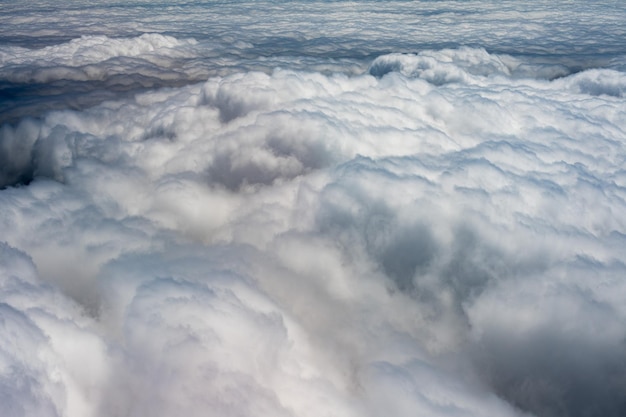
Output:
1,2,626,417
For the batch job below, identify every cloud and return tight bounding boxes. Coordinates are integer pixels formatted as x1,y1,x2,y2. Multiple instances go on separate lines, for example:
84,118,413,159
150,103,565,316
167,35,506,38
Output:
556,69,626,97
1,2,626,416
467,262,626,417
2,1,625,62
0,241,113,417
369,48,514,84
0,34,199,75
3,0,624,125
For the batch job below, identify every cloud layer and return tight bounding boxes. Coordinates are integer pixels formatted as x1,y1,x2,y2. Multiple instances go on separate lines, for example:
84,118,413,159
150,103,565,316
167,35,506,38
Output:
3,0,625,124
1,2,626,417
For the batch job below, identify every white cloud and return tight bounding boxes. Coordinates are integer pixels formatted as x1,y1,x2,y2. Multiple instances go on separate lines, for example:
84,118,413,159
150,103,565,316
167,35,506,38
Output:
1,2,626,417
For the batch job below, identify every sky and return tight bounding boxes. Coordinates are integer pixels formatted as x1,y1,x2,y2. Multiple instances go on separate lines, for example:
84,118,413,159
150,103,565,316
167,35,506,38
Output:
1,1,626,417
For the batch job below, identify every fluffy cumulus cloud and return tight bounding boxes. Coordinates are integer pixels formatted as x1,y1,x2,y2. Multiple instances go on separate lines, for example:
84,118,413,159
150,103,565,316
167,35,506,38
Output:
1,2,626,417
